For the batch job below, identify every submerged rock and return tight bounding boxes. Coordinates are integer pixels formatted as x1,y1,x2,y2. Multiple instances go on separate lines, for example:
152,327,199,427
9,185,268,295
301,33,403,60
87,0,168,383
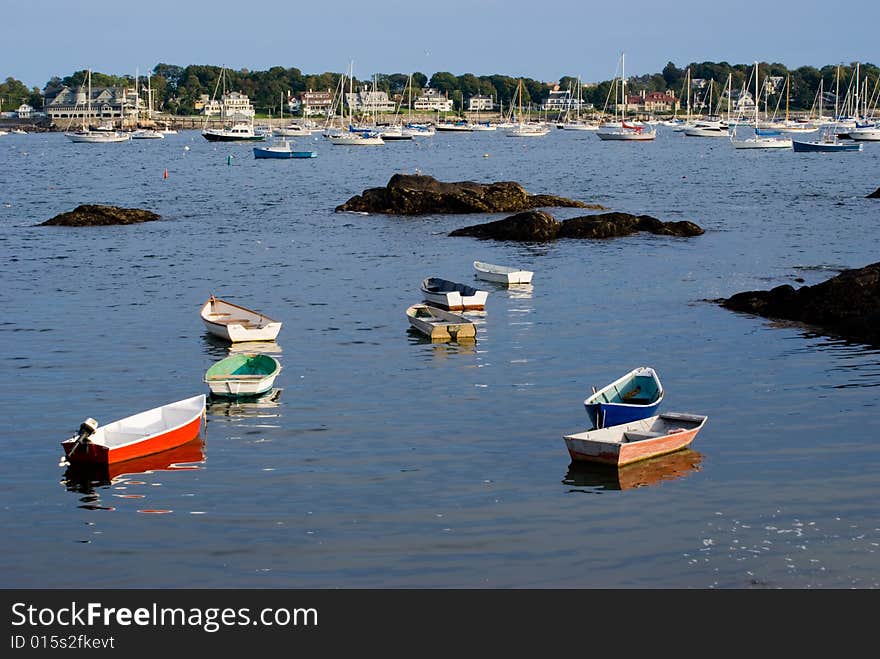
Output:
335,173,598,214
41,204,161,227
449,210,562,241
559,213,704,239
719,262,880,346
450,210,704,242
868,187,880,199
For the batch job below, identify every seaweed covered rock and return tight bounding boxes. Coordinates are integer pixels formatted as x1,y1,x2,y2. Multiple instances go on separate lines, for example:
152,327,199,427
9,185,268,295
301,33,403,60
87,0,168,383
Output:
41,204,161,227
720,262,880,345
450,211,704,241
335,173,597,214
449,210,562,241
559,213,704,239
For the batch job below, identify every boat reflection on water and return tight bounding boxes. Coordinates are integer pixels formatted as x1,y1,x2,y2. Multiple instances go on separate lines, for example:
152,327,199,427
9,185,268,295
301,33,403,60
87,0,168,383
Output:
207,387,283,418
62,437,206,499
406,330,477,356
506,283,534,299
226,340,282,356
201,333,283,358
563,449,703,491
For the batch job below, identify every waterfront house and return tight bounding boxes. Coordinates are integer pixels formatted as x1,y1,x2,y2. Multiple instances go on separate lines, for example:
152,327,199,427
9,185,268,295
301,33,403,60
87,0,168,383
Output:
44,84,141,123
345,86,396,113
468,95,495,111
413,88,454,112
301,90,333,117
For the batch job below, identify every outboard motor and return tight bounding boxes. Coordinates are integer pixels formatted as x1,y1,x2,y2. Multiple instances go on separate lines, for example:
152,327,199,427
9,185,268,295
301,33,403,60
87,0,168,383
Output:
58,418,98,466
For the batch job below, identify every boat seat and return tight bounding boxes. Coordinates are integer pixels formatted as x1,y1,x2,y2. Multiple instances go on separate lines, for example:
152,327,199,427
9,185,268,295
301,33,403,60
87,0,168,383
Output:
224,318,255,326
622,431,664,442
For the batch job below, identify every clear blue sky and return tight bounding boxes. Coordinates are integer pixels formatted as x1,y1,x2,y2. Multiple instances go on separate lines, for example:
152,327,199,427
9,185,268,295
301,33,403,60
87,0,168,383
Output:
2,0,878,88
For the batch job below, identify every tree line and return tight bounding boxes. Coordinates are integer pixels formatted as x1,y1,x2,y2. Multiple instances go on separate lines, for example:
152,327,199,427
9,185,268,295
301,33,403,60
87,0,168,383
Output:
3,60,877,116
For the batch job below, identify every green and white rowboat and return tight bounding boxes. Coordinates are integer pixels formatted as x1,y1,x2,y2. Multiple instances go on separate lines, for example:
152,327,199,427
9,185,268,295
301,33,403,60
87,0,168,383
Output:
204,353,281,399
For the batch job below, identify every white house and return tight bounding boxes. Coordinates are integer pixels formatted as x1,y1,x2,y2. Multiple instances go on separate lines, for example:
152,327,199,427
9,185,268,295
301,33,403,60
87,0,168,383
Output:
468,95,494,111
200,91,254,119
16,104,33,119
413,88,453,112
345,88,396,113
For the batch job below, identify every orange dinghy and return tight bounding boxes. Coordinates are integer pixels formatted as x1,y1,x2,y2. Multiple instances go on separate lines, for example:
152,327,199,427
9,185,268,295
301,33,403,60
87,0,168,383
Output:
563,412,707,467
60,394,206,466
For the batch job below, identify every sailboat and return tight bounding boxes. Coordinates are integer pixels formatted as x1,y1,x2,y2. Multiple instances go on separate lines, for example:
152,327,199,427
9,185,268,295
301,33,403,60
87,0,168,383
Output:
505,80,550,137
325,63,384,145
65,70,130,143
684,79,730,137
776,75,819,133
731,63,792,149
596,53,656,141
558,77,599,130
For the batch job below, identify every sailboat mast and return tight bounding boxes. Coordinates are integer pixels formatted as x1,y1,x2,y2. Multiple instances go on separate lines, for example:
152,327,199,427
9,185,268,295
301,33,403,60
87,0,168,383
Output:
836,66,842,119
754,62,759,127
785,74,790,122
621,52,626,122
726,73,731,121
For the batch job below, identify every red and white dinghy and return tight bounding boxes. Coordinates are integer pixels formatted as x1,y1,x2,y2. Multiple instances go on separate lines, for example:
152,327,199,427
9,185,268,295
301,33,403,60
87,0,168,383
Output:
563,412,707,467
60,394,206,466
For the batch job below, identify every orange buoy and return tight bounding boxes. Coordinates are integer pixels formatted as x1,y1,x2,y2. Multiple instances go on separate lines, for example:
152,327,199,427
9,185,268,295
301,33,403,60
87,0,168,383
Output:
163,168,168,179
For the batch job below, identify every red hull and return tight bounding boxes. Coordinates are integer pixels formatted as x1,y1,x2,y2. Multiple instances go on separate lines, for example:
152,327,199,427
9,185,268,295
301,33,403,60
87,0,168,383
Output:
567,427,700,467
62,413,205,466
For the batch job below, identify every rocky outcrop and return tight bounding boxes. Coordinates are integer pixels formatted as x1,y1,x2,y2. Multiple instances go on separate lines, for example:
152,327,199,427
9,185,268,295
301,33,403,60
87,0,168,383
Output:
719,262,880,346
449,210,704,242
335,174,599,214
41,205,161,227
868,187,880,199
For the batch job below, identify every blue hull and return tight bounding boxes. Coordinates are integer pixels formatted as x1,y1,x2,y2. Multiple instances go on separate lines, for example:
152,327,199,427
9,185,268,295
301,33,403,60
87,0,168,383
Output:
253,149,318,159
792,140,862,152
585,401,662,429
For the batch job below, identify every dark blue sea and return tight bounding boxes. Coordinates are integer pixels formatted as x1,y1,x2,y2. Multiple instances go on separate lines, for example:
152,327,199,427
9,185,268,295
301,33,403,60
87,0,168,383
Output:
1,127,878,588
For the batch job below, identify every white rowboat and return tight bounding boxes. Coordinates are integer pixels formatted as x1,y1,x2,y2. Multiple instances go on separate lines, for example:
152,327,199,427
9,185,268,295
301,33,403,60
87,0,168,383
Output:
473,261,534,285
200,295,282,342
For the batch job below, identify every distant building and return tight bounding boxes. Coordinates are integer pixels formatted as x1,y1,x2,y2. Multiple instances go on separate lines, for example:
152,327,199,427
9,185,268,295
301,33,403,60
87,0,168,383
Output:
412,88,453,112
198,91,254,119
541,85,571,112
731,89,756,112
286,93,301,114
301,90,333,117
623,90,679,114
44,84,141,122
345,87,396,113
16,104,33,118
468,94,495,111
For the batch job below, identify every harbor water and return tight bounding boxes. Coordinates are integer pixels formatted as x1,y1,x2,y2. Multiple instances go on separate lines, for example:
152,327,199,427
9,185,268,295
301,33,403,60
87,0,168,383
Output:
1,127,878,588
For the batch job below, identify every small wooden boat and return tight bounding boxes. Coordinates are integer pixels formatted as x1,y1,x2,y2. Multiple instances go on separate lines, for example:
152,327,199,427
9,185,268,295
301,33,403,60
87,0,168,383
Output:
406,303,476,342
420,277,489,311
564,412,708,466
60,394,206,466
204,353,281,399
200,295,282,343
473,260,534,285
583,366,664,429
